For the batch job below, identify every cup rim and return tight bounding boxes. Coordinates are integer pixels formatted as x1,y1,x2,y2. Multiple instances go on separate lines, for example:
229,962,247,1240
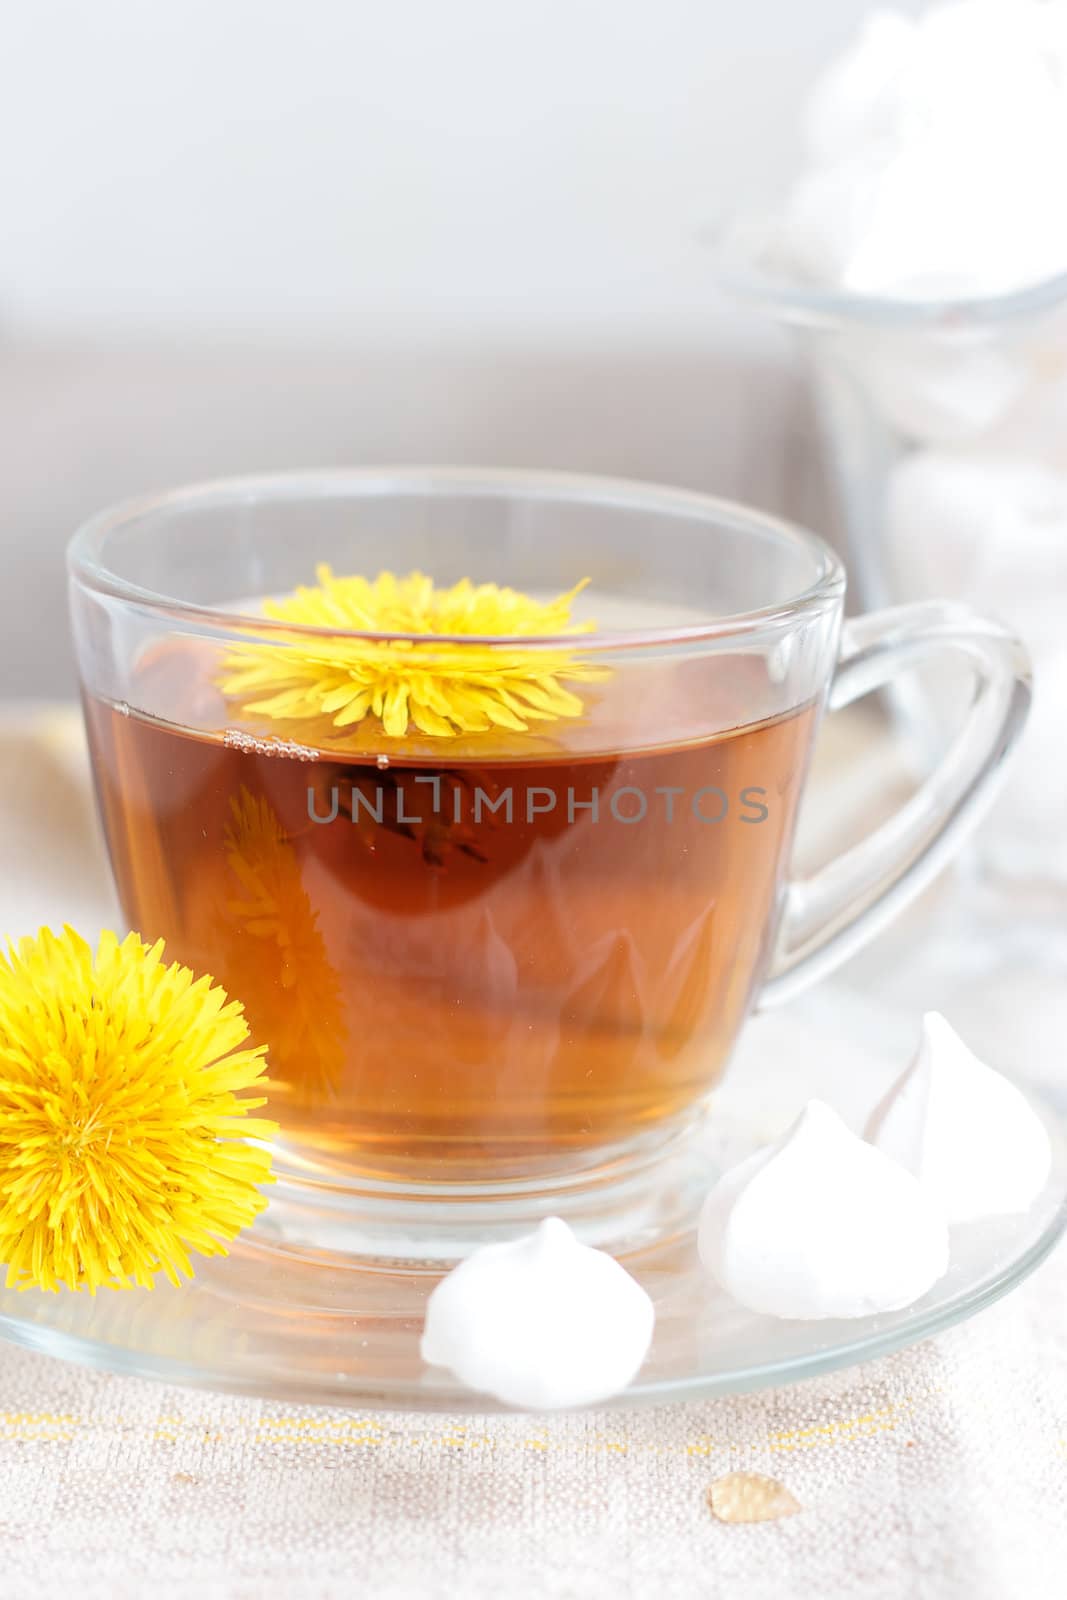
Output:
67,465,846,649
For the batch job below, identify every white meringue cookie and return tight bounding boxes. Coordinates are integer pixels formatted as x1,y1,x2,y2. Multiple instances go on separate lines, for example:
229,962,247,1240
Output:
698,1100,949,1320
866,1013,1052,1223
777,0,1067,302
420,1217,654,1410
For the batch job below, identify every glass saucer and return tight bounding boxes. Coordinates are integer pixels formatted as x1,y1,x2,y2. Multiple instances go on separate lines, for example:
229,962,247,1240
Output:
0,1037,1063,1413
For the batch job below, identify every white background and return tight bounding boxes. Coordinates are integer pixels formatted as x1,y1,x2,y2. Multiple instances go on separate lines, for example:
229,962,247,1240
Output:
0,0,905,343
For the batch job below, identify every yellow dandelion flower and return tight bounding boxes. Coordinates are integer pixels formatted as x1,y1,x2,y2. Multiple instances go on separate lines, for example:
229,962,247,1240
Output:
0,926,275,1294
217,568,606,742
219,788,346,1103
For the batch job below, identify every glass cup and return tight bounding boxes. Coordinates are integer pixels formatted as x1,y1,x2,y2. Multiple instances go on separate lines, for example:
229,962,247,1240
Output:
68,468,1029,1257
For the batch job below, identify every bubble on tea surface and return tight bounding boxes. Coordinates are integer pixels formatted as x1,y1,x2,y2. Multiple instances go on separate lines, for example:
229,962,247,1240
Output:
223,729,318,762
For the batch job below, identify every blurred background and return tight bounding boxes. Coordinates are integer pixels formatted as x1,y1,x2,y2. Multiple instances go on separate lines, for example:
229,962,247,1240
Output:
0,0,917,698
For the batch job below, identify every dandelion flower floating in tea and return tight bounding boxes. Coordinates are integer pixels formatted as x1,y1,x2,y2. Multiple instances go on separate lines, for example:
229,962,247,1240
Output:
217,567,606,741
0,926,275,1293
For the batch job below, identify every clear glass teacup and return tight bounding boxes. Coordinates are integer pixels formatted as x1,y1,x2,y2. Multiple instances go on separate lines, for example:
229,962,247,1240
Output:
68,468,1029,1256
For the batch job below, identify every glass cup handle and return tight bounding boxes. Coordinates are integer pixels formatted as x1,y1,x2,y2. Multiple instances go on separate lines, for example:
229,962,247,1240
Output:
759,601,1031,1009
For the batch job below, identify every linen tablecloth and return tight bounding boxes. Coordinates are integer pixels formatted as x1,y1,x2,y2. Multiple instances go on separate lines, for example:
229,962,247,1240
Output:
0,708,1063,1600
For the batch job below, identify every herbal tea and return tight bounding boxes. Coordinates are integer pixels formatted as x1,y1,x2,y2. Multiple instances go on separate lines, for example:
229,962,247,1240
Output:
84,644,816,1184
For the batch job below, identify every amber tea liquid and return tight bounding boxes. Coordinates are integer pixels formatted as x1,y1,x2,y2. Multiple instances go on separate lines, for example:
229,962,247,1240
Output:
85,647,817,1184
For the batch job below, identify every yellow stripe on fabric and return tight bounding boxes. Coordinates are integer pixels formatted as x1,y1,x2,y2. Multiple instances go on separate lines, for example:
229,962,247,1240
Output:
0,1409,79,1442
767,1402,914,1453
0,1400,940,1455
